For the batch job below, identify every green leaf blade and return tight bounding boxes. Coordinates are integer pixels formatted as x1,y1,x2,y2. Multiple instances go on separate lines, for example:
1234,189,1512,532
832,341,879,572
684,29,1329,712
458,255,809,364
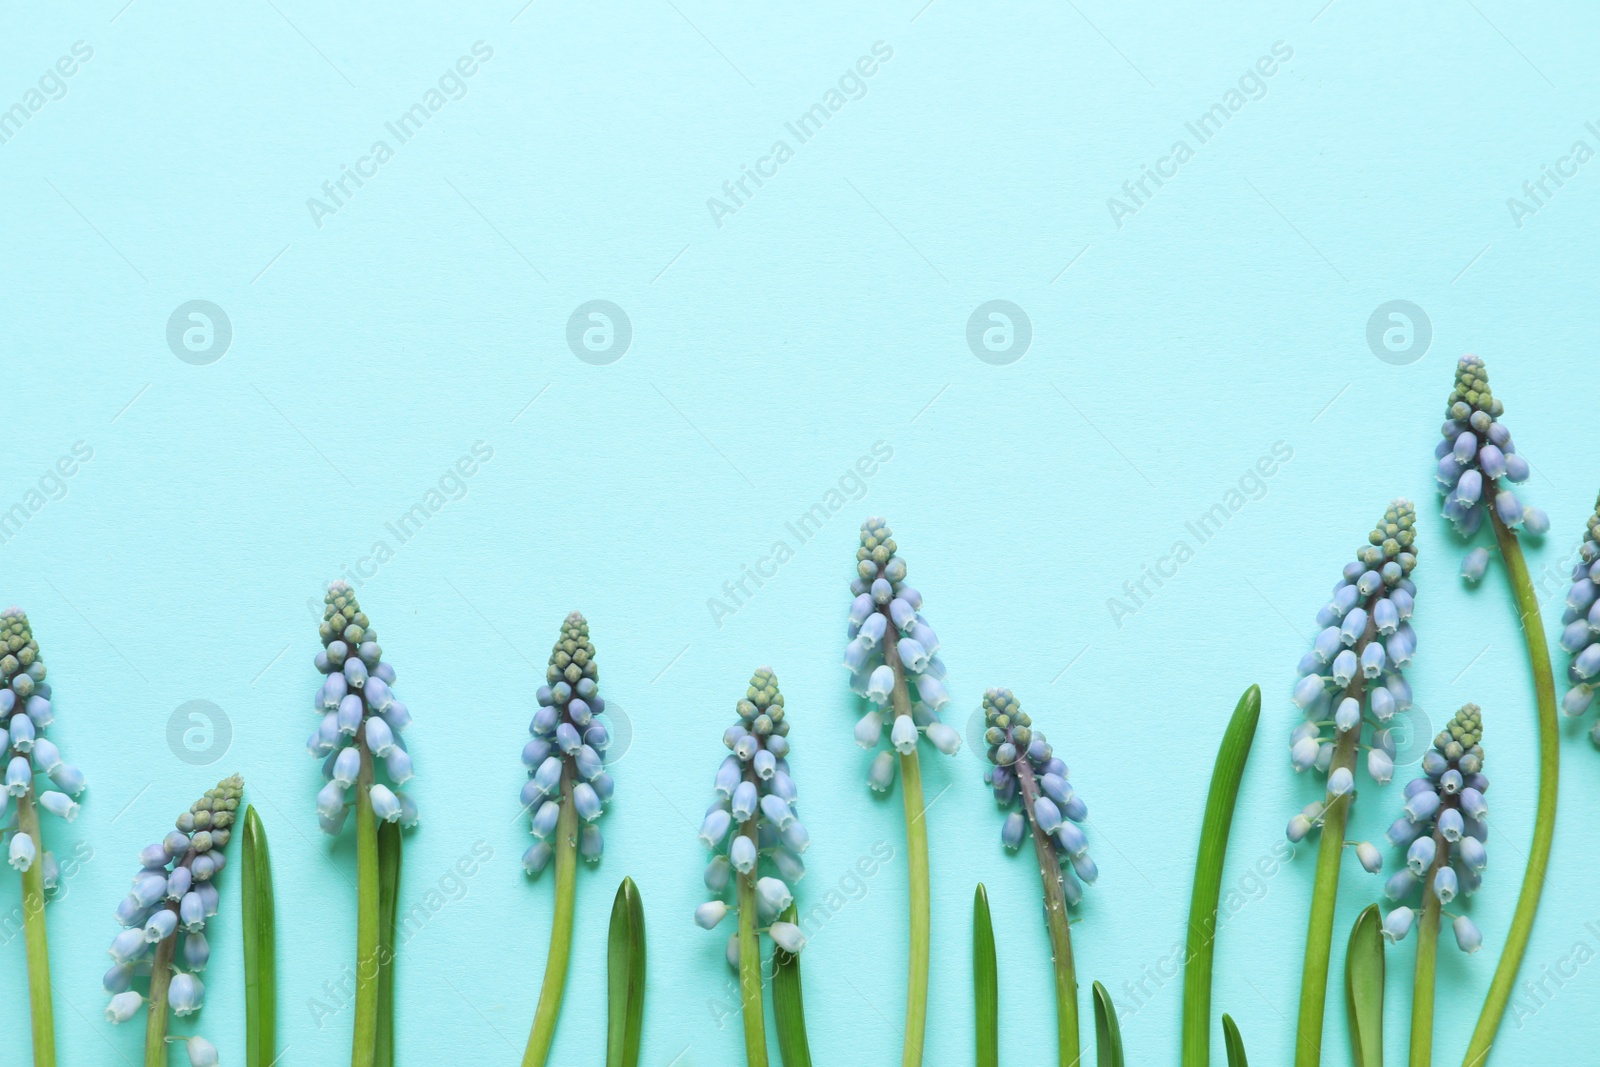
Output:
242,805,277,1067
375,821,402,1067
973,884,997,1067
1221,1013,1248,1067
1093,981,1124,1067
1344,904,1385,1067
772,903,813,1067
605,877,647,1067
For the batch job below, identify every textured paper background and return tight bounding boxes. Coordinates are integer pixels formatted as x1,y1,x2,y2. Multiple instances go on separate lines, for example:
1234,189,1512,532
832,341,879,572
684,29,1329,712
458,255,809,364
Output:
2,2,1598,1063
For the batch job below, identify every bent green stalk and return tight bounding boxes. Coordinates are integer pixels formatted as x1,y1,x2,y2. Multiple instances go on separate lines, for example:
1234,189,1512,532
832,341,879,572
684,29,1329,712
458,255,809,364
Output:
1016,747,1079,1066
17,792,55,1067
1462,512,1557,1066
352,737,380,1067
736,802,768,1067
885,629,930,1067
1181,685,1261,1067
523,768,579,1067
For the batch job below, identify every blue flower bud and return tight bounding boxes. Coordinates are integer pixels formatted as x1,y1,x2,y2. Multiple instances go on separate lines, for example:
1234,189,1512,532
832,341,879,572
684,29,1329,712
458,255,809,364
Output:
531,800,561,838
169,973,204,1016
868,750,896,792
704,856,732,893
760,794,795,829
370,784,401,822
573,782,602,821
106,991,144,1024
144,909,178,943
731,781,758,821
1433,866,1459,904
1355,842,1383,873
730,835,757,875
1383,906,1414,943
1458,835,1487,870
695,901,729,929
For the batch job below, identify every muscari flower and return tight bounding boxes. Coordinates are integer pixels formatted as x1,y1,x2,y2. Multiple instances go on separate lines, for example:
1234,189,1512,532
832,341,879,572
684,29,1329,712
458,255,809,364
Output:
307,582,417,835
1437,355,1547,566
981,689,1095,904
104,774,242,1025
1380,704,1487,953
522,613,613,874
0,608,86,874
697,668,808,965
845,518,959,793
1287,501,1417,850
1558,494,1600,730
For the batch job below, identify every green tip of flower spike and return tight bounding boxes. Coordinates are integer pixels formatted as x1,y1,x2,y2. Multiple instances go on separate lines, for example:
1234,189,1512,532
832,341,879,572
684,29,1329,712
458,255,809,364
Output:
739,666,788,738
547,612,597,688
320,581,376,649
856,517,902,581
1586,494,1600,547
177,774,245,840
980,687,1033,755
1360,498,1419,582
1448,354,1505,421
0,607,43,695
1437,703,1485,766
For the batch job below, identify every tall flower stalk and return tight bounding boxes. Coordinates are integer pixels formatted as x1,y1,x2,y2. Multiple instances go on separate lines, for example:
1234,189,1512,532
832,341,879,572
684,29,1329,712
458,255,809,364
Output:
1377,705,1489,1067
695,667,809,1066
844,518,960,1067
2,607,85,1067
520,613,616,1067
104,774,241,1067
979,688,1095,1066
1288,501,1419,1067
305,582,418,1067
1437,356,1557,1064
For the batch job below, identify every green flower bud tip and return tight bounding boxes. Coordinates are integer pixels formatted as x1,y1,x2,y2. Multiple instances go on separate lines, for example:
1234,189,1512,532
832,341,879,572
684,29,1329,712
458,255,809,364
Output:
0,607,45,687
1359,498,1419,579
1447,354,1505,421
320,580,376,650
1436,703,1484,761
546,611,598,688
177,774,245,837
742,666,789,738
856,516,902,579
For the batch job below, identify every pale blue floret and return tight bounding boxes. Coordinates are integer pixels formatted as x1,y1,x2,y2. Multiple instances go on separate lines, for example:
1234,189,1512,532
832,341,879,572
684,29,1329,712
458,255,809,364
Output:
1382,906,1415,943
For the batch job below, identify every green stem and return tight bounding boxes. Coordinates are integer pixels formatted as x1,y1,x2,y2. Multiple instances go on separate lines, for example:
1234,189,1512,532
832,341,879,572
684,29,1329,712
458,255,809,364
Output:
736,805,768,1067
1463,512,1558,1066
352,737,380,1067
143,926,177,1067
1295,602,1378,1067
884,629,930,1067
522,766,579,1067
1016,754,1079,1066
16,792,55,1067
1410,882,1442,1067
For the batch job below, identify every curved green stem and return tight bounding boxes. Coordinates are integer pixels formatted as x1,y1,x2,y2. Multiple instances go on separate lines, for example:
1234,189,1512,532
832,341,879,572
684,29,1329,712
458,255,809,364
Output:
1410,882,1442,1067
1462,513,1558,1066
352,738,380,1067
736,808,768,1067
16,792,55,1067
522,767,579,1067
1016,754,1079,1066
1181,686,1261,1067
884,629,930,1067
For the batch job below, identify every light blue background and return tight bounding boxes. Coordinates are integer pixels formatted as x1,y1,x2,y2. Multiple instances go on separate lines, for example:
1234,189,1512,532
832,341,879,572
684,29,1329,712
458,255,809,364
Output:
2,1,1598,1064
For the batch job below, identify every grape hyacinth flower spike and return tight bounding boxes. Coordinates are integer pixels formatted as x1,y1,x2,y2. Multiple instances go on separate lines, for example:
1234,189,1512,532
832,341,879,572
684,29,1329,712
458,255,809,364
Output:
306,582,416,1067
696,668,807,1066
845,518,957,1067
521,613,616,1067
103,774,242,1067
1559,494,1600,731
1380,706,1489,1065
981,688,1093,1067
1435,357,1559,1065
1287,501,1418,1067
2,608,84,1067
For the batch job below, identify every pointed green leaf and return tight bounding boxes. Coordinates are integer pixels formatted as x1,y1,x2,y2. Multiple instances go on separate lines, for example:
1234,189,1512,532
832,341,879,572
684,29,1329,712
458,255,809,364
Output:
242,806,277,1067
1182,685,1262,1067
973,885,998,1067
1093,981,1124,1067
1221,1013,1248,1067
605,877,647,1067
1344,904,1385,1067
374,820,402,1067
772,902,812,1067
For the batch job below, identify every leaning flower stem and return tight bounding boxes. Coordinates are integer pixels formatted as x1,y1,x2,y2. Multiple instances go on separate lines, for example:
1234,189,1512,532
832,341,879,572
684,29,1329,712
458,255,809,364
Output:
1463,511,1558,1066
1015,755,1080,1067
352,734,380,1067
17,791,55,1067
736,774,769,1067
1410,826,1451,1067
1294,601,1376,1067
141,849,195,1067
883,628,930,1067
522,764,579,1067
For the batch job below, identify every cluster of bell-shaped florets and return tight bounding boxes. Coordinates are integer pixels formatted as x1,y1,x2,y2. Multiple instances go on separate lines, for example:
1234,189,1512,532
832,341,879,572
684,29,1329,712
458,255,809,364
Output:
1,608,85,875
1438,357,1549,583
104,774,242,1036
695,668,807,965
308,583,417,834
1286,501,1419,842
846,518,960,793
1379,706,1488,954
981,688,1095,905
522,613,614,873
1559,495,1600,730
